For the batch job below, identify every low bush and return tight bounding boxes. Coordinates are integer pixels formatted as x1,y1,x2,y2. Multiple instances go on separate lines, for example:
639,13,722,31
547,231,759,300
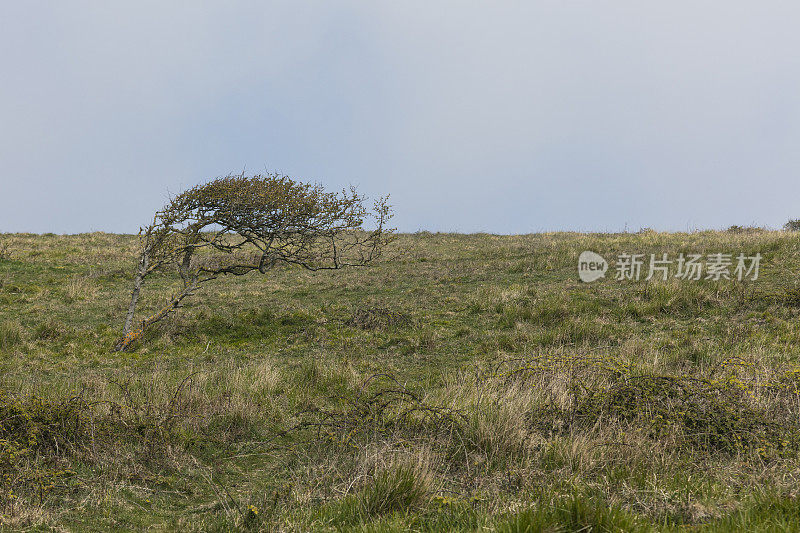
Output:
726,225,766,234
0,390,92,511
489,354,800,457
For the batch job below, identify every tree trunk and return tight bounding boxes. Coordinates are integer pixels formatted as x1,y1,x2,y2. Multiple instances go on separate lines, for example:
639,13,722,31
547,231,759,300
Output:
122,249,149,337
114,274,200,352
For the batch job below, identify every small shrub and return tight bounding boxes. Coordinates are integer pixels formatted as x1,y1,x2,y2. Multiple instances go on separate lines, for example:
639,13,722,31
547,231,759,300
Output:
574,374,790,453
727,225,766,234
0,390,91,509
494,354,800,456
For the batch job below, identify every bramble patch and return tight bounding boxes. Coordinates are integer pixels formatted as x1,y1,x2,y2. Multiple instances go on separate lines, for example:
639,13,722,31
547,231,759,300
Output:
0,390,89,510
492,354,800,457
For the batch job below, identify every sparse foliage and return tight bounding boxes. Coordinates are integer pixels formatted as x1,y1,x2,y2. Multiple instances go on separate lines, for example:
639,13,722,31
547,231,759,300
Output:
783,219,800,232
114,173,393,351
726,225,765,234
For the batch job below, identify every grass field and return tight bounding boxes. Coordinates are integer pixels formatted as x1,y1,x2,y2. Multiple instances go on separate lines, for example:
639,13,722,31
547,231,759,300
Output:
1,230,799,531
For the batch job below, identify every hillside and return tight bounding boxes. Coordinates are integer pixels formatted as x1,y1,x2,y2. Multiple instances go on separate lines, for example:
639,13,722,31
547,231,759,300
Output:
0,231,799,531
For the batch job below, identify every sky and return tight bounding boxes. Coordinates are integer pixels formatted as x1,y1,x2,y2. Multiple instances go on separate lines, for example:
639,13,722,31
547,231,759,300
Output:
1,1,799,234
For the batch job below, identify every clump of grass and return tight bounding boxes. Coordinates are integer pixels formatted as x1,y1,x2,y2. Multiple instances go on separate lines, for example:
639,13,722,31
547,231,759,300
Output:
346,305,411,330
359,464,430,517
62,276,97,303
783,286,800,307
33,320,69,341
327,464,432,526
0,242,13,261
0,321,25,352
711,490,800,531
496,494,648,533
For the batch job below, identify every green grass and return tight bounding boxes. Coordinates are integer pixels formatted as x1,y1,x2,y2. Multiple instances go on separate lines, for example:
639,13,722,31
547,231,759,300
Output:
0,230,799,531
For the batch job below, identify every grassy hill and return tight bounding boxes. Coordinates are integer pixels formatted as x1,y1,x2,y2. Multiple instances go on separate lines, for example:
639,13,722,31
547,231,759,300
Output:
0,230,799,531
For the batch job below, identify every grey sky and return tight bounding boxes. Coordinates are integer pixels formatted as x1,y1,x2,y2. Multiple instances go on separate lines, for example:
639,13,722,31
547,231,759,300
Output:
2,1,799,234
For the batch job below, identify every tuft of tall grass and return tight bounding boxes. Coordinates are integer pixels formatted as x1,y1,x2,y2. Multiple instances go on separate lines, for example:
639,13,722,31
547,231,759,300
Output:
0,321,25,352
496,494,649,533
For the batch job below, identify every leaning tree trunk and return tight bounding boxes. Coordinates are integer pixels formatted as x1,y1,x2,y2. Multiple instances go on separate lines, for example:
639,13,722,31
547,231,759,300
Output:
114,246,202,352
114,276,200,352
122,250,149,338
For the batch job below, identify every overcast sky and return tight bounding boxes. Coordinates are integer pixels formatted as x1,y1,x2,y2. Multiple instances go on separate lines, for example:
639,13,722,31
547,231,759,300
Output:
2,2,799,234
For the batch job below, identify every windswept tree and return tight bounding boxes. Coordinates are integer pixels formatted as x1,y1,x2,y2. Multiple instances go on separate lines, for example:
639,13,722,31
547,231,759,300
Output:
114,173,393,351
